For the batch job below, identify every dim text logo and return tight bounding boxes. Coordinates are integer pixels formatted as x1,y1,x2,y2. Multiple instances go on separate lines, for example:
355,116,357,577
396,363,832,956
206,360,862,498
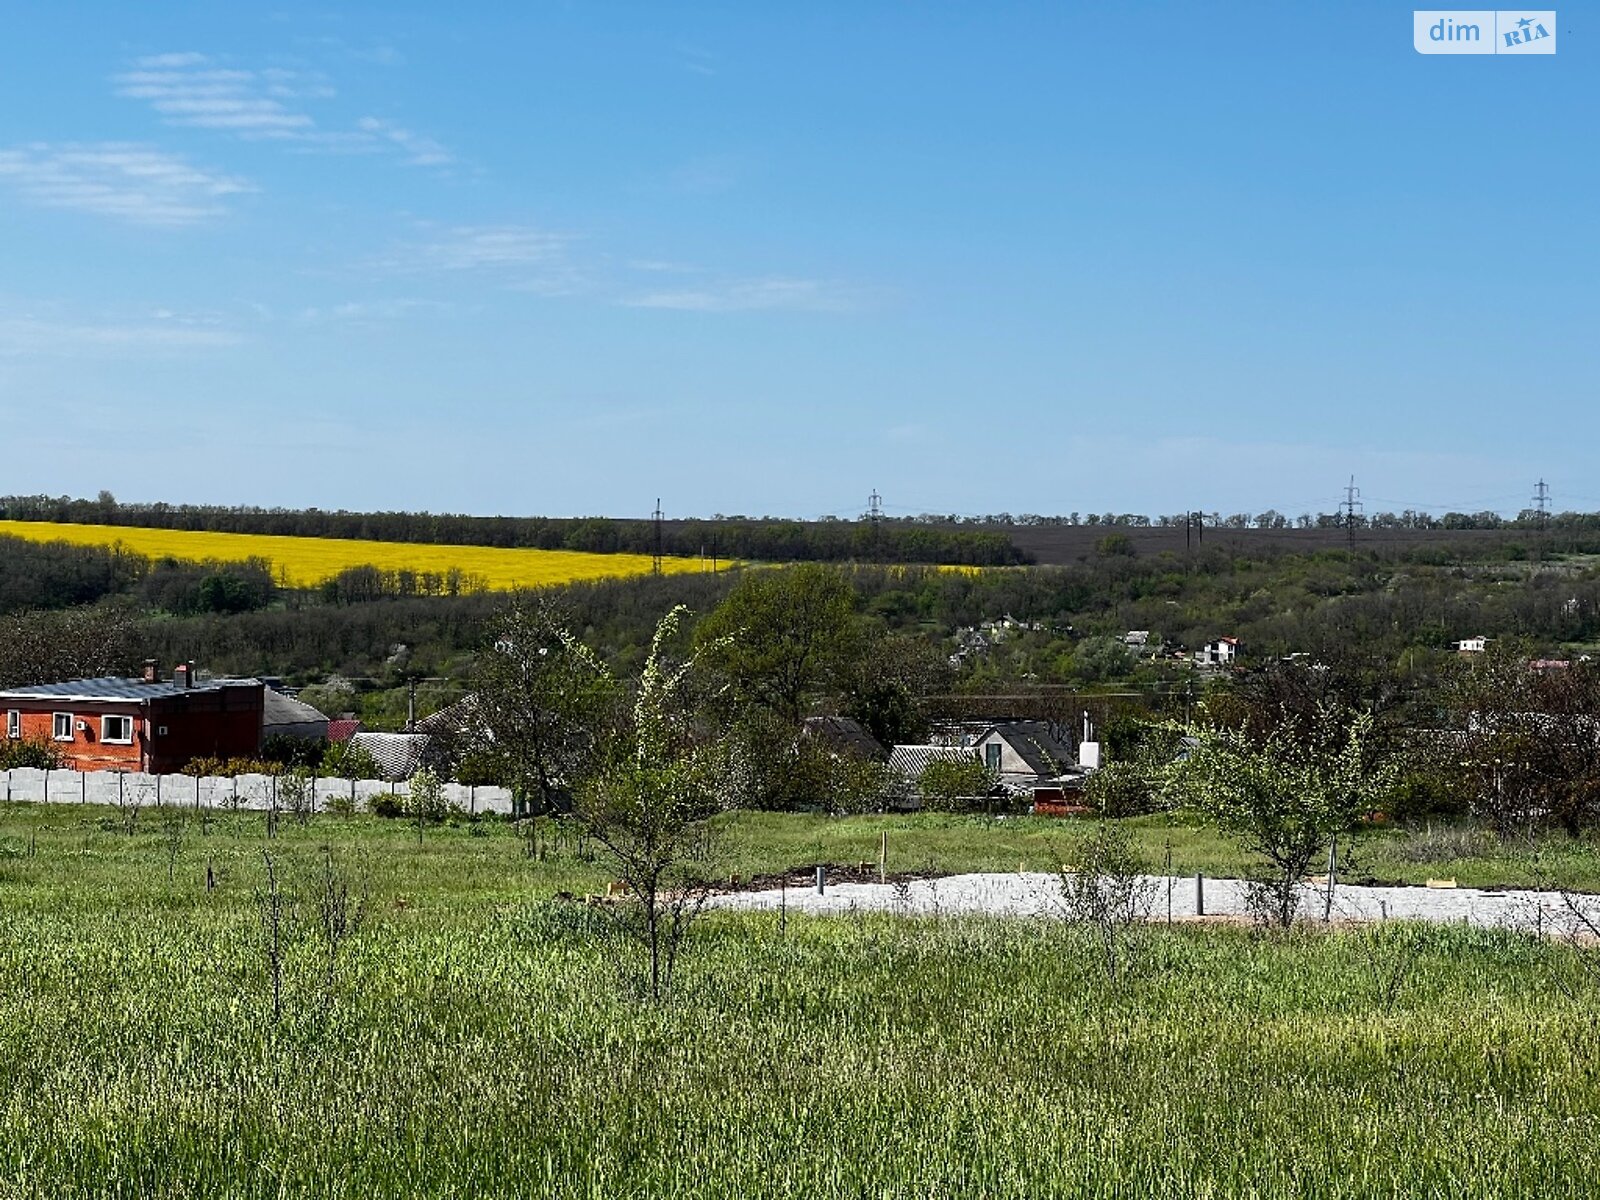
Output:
1414,10,1556,53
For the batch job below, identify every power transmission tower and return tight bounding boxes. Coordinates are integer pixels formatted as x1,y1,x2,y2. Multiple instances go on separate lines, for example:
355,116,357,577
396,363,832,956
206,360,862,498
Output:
1533,478,1551,531
1341,476,1363,548
867,489,883,564
652,498,664,575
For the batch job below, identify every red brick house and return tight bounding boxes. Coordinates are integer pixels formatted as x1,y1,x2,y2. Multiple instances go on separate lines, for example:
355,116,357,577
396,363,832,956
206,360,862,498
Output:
0,662,264,773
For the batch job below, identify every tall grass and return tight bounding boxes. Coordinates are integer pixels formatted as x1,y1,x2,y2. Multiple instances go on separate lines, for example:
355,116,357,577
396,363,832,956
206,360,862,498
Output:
0,805,1596,1196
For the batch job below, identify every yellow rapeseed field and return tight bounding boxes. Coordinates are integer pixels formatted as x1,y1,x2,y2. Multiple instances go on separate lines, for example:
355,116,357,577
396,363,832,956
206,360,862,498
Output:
0,520,713,590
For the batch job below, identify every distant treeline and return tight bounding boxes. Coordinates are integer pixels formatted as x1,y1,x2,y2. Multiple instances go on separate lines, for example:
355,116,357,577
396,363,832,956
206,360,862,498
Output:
0,495,1028,566
0,534,274,616
889,508,1600,532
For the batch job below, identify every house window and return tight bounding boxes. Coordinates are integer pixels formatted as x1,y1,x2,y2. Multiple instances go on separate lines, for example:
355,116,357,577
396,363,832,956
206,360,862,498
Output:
984,742,1002,771
52,712,74,741
102,715,134,745
5,710,17,739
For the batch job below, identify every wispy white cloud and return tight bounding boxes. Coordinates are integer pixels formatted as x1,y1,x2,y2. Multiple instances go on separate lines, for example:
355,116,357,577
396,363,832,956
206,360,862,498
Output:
113,58,330,137
132,51,210,69
626,259,704,274
621,277,860,313
0,142,253,225
0,314,243,356
295,298,456,323
355,117,452,167
676,43,718,76
373,224,577,275
112,53,453,168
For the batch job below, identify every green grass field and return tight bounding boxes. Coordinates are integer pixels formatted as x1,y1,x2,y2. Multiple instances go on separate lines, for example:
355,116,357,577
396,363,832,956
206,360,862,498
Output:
1,805,1598,1197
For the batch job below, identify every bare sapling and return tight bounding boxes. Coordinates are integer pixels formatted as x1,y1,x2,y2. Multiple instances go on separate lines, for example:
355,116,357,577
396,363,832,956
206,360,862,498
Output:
256,850,291,1022
161,807,185,882
316,844,367,1003
1057,823,1157,983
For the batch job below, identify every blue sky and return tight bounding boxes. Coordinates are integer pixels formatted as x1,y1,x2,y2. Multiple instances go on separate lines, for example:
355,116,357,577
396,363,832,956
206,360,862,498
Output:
0,3,1593,521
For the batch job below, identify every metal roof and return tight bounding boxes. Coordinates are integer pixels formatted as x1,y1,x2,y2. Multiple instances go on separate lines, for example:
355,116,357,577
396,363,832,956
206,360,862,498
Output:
262,688,329,732
349,731,435,780
888,744,981,778
0,676,260,703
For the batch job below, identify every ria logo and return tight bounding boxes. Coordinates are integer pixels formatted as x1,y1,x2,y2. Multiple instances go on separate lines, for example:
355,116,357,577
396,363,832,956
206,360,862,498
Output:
1413,10,1557,53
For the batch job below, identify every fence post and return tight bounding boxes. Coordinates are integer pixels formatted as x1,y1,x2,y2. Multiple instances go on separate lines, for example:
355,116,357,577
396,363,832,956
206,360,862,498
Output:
1323,836,1338,923
1196,872,1205,917
816,865,826,895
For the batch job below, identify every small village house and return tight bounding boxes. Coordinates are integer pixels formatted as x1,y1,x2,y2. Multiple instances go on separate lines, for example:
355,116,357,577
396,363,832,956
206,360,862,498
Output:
0,661,264,773
1193,636,1241,668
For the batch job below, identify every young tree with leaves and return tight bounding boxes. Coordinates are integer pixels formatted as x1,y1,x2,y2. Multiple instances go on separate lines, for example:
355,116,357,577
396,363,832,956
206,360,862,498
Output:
574,606,732,1002
1169,705,1396,927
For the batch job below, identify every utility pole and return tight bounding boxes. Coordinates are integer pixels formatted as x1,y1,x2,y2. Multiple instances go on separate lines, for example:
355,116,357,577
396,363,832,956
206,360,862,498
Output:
652,498,664,575
1341,476,1363,548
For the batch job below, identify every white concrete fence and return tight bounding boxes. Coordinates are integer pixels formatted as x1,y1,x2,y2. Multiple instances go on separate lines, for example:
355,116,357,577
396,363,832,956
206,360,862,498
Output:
0,767,515,816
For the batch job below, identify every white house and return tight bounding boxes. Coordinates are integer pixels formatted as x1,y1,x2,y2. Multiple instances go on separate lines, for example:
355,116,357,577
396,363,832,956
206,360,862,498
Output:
1454,636,1490,654
1194,636,1240,668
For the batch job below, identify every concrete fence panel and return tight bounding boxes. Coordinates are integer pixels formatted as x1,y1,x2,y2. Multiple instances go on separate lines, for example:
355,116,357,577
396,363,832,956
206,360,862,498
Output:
1,767,515,816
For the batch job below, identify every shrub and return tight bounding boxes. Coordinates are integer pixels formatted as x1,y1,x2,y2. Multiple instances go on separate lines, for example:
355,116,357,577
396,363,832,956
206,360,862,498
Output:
1084,760,1159,817
370,793,405,819
321,739,382,781
917,757,998,813
0,737,62,770
181,756,283,778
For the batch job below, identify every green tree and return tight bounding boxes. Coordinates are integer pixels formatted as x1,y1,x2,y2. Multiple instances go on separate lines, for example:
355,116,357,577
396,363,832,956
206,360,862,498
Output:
1073,636,1133,684
470,597,619,815
695,564,858,725
1167,705,1396,927
843,632,948,747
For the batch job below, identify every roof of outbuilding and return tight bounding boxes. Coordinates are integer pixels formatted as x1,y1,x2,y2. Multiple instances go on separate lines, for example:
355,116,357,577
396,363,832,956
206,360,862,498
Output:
262,688,329,731
349,731,435,779
802,715,887,760
0,676,260,702
888,744,981,777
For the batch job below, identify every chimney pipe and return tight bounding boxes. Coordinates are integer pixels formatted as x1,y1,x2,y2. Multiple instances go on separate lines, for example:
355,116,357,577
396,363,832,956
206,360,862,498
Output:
174,662,194,689
142,659,159,684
